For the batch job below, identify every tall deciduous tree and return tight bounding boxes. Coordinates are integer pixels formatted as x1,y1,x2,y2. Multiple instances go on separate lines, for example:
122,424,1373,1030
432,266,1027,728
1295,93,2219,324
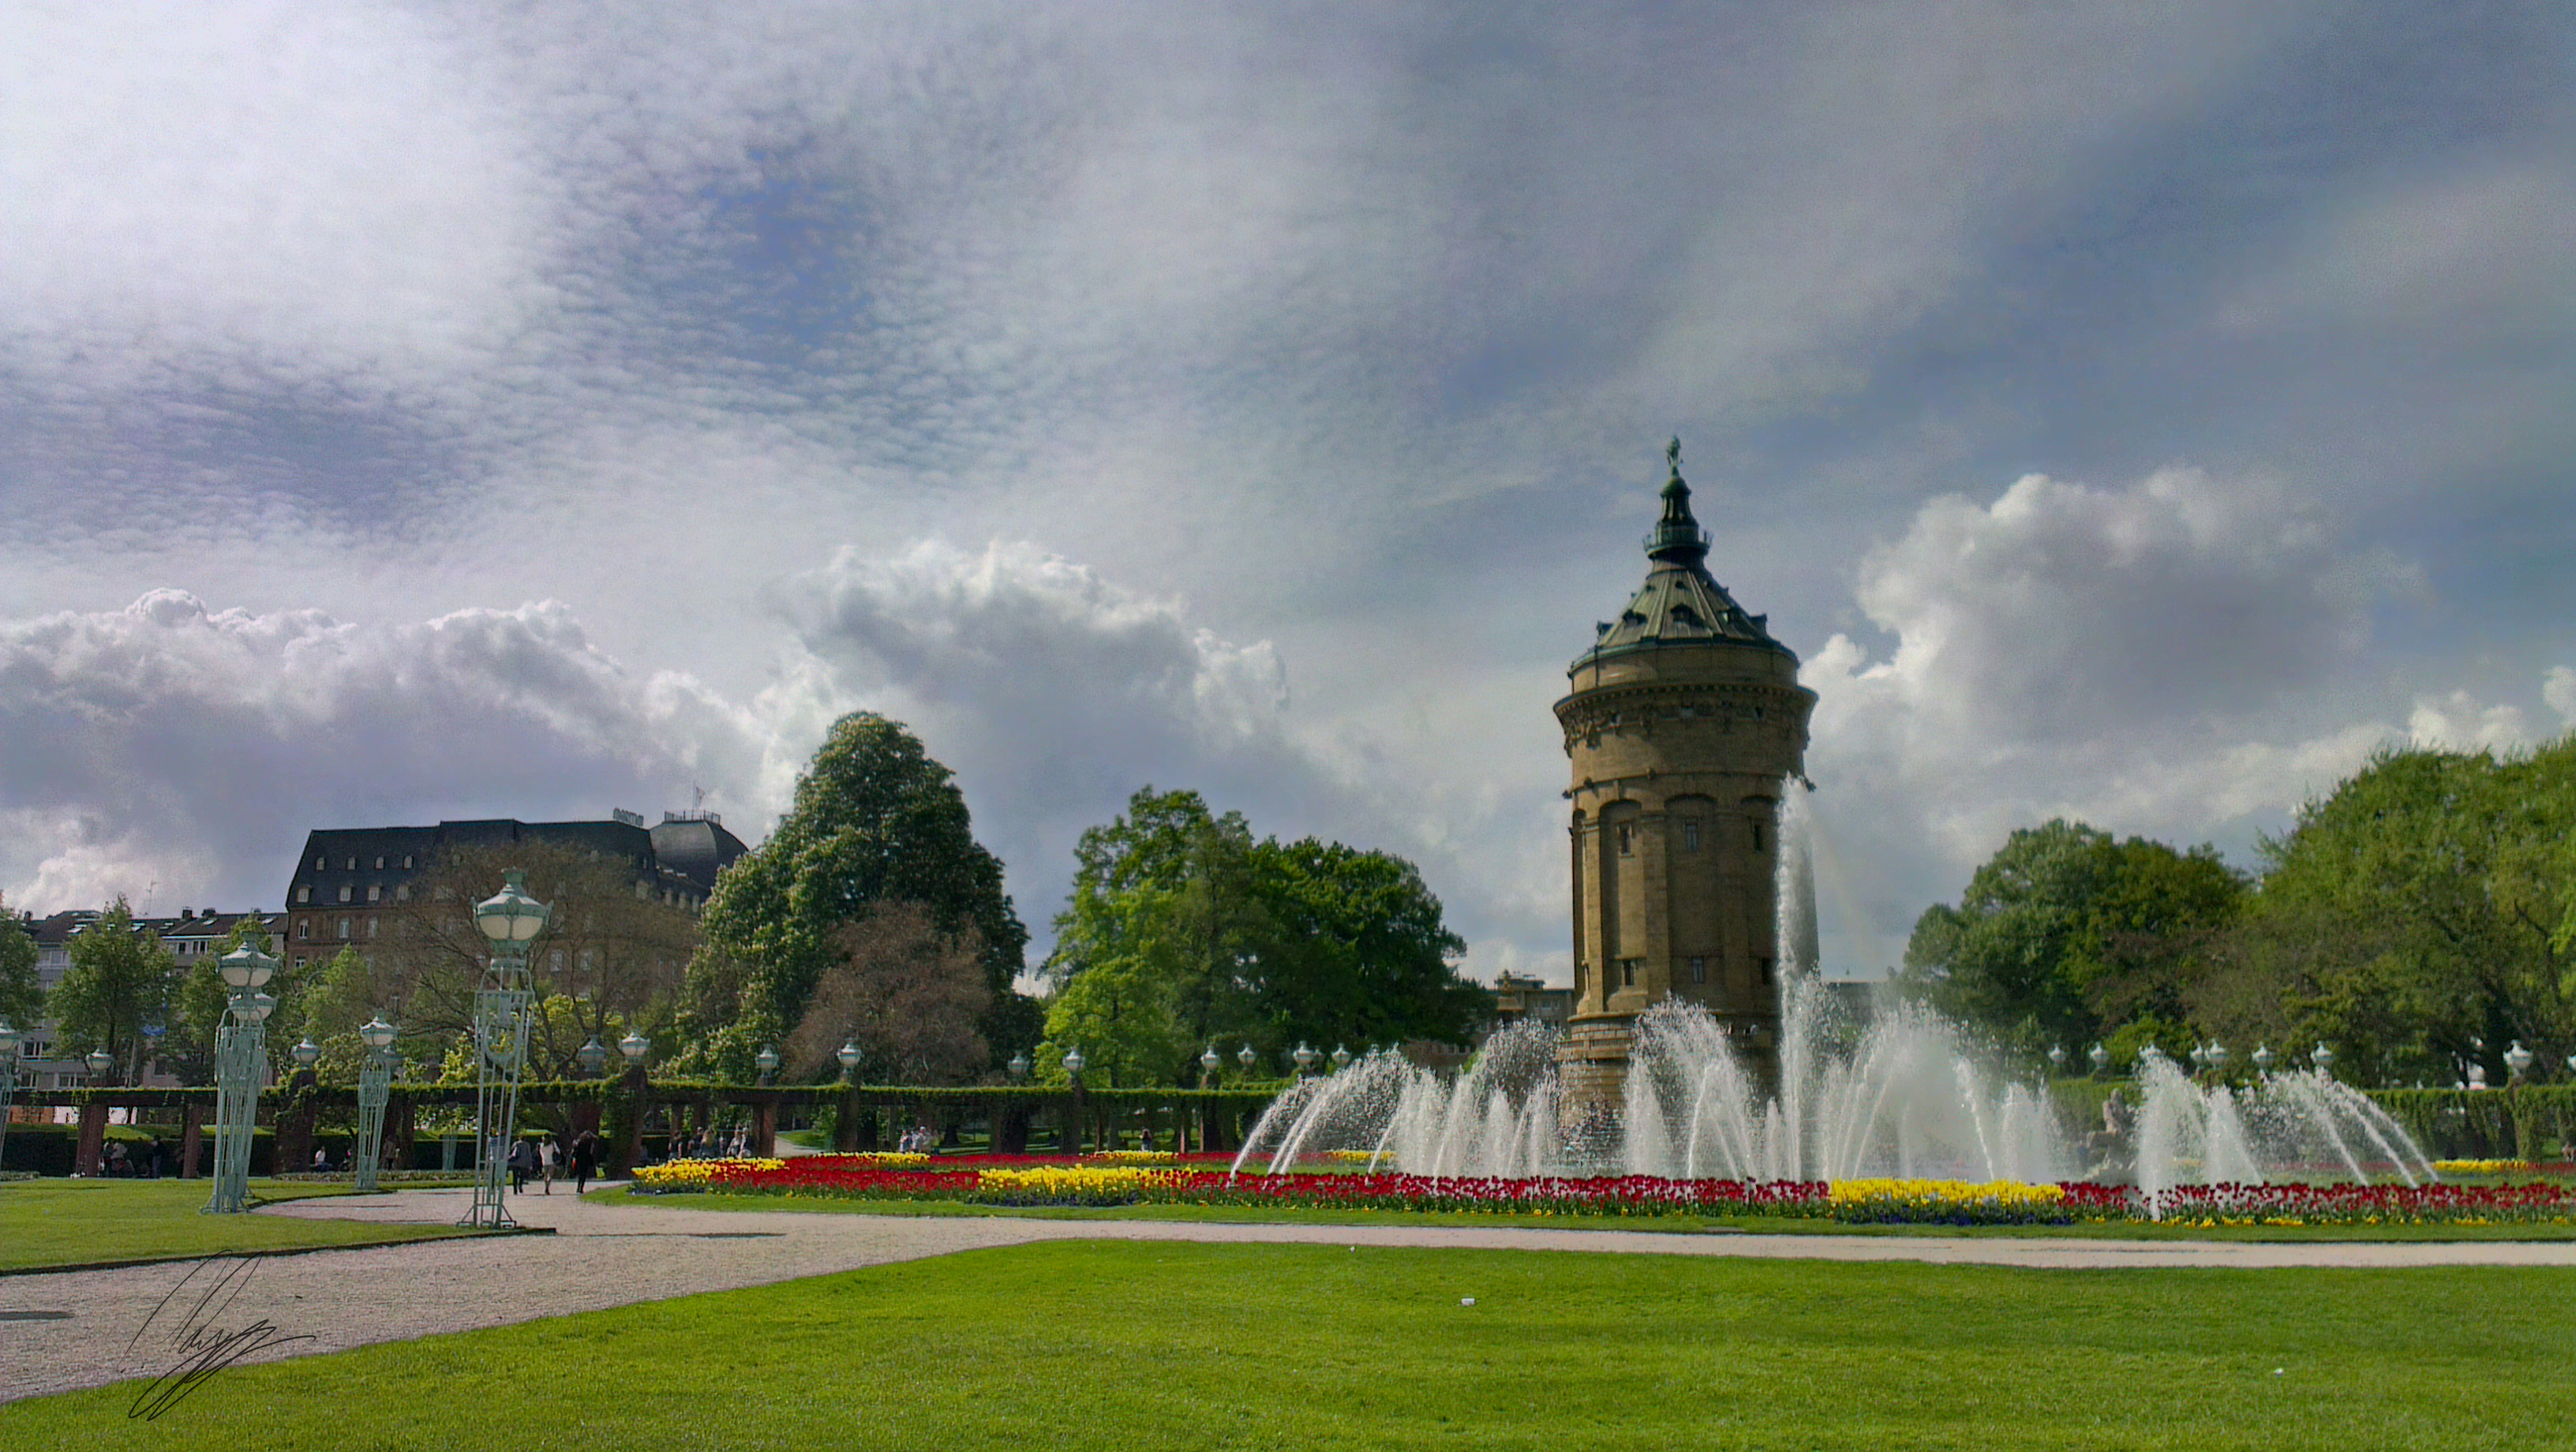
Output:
687,713,1030,1077
51,898,177,1080
1900,821,2243,1058
167,913,276,1083
0,893,39,1030
785,903,990,1084
1037,787,1480,1084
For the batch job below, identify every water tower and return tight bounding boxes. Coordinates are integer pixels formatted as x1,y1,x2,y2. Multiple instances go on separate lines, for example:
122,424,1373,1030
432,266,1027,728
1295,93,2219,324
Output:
1555,443,1814,1117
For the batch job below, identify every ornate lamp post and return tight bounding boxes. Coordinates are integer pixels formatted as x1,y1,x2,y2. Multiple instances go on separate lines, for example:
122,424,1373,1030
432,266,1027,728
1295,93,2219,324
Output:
1237,1044,1257,1076
2252,1044,2275,1076
1292,1042,1317,1076
2310,1042,2334,1077
1061,1046,1086,1157
2204,1042,2230,1079
755,1045,781,1085
1006,1050,1028,1081
2504,1041,2533,1085
617,1031,650,1173
465,870,549,1229
2087,1042,2110,1079
0,1023,21,1169
1329,1045,1353,1072
578,1037,607,1077
354,1017,399,1192
291,1038,321,1073
1200,1044,1222,1086
2047,1045,2067,1076
86,1048,114,1081
204,942,279,1214
837,1041,863,1081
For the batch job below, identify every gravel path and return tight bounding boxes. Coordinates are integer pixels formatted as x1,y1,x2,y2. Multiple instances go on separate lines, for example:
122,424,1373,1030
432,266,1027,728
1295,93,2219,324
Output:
8,1186,2575,1405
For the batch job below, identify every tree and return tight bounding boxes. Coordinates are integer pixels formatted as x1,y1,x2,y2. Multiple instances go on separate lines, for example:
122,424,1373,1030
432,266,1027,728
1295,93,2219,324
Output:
372,839,701,1080
685,713,1031,1077
785,903,990,1084
51,898,177,1080
0,893,39,1030
167,912,277,1083
1039,788,1482,1084
1900,821,2243,1058
2205,739,2576,1085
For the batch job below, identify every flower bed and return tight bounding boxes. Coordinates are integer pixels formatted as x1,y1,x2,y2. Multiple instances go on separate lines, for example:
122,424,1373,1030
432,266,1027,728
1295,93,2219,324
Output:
663,1158,2576,1227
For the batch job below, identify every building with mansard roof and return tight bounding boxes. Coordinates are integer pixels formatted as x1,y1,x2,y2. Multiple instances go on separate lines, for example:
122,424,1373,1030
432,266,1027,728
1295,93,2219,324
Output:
280,809,747,975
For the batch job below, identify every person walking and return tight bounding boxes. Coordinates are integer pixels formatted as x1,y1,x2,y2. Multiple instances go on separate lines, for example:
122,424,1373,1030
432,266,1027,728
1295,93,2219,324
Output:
507,1136,534,1193
571,1129,599,1194
537,1134,559,1194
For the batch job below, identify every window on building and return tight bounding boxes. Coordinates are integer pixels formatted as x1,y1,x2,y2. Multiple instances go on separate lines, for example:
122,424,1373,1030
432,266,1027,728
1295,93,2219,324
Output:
1690,956,1706,985
403,855,414,869
1683,821,1701,852
373,855,384,870
338,885,352,904
366,885,380,903
338,918,351,939
345,856,356,870
295,886,310,904
395,885,409,903
1616,823,1634,856
313,855,325,871
1758,958,1776,987
1750,821,1765,852
368,918,378,938
297,919,309,940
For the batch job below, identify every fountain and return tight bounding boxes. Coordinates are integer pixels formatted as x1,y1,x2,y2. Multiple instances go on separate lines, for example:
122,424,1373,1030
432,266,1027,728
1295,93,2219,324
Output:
1231,776,2434,1193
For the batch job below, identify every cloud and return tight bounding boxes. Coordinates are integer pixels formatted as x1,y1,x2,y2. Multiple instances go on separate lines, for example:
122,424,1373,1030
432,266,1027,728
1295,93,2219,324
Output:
0,590,781,911
2546,667,2576,727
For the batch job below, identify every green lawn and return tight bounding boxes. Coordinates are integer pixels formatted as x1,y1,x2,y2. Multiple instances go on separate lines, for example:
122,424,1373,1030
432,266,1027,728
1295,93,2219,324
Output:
0,1179,477,1271
591,1184,2576,1241
5,1241,2568,1450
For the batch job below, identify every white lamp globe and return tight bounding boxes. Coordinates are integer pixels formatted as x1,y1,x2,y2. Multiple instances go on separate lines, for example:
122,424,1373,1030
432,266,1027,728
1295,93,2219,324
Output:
219,943,278,990
474,869,551,945
618,1031,650,1064
361,1017,399,1051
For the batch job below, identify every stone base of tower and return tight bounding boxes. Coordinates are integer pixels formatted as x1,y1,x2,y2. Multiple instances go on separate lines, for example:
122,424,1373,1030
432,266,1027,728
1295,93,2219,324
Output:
1555,1013,1635,1126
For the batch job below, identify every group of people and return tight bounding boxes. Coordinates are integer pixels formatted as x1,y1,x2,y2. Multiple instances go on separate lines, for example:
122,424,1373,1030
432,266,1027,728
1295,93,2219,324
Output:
98,1140,168,1177
505,1129,602,1195
665,1128,754,1160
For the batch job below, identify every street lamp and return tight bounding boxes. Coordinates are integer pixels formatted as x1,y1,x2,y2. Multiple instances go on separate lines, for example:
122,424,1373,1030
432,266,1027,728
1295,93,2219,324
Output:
464,869,549,1229
291,1038,321,1072
2087,1043,2110,1078
1237,1044,1257,1074
1292,1042,1317,1076
2047,1045,2066,1076
205,941,279,1214
837,1041,863,1081
2252,1044,2275,1076
755,1045,781,1084
2311,1042,2334,1076
1061,1046,1086,1080
1330,1045,1352,1072
616,1030,650,1175
2204,1042,2230,1076
1200,1044,1222,1084
354,1016,399,1193
577,1037,607,1076
2504,1041,2533,1084
85,1048,113,1080
618,1031,649,1067
1005,1050,1028,1082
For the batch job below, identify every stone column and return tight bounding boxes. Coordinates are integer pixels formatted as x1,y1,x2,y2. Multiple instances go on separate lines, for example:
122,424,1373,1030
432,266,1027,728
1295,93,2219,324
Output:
753,1095,777,1157
180,1099,205,1178
76,1100,107,1177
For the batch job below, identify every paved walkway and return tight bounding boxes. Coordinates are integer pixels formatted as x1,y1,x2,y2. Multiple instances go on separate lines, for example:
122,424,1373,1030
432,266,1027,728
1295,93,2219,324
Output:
8,1186,2576,1405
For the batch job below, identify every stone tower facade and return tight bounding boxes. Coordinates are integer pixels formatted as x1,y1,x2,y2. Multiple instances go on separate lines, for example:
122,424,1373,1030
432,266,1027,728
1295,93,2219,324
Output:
1554,451,1815,1116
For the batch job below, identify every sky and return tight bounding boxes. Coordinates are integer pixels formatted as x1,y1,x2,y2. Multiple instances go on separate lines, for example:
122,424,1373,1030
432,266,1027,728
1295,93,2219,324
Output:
3,2,2570,986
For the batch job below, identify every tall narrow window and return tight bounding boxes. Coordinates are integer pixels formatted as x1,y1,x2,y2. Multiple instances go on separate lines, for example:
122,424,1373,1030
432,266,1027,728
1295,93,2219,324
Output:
1616,824,1634,856
1690,956,1706,985
338,918,350,939
374,855,385,870
1683,821,1701,852
339,885,352,904
295,886,310,904
1621,959,1637,987
345,856,357,870
1750,821,1765,852
313,855,324,871
297,919,309,941
366,885,380,903
368,918,379,938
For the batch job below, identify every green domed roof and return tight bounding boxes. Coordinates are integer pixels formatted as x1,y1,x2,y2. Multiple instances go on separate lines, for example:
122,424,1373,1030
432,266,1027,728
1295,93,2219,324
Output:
1574,443,1792,668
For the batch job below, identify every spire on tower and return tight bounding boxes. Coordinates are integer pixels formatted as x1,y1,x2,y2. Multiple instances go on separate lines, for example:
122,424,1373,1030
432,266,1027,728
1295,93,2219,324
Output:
1646,436,1709,566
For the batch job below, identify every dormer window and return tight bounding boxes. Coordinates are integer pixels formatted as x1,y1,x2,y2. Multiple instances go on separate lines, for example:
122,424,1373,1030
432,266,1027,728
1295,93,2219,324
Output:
313,855,325,871
339,885,353,904
366,885,381,903
345,856,357,870
374,855,385,870
402,855,414,870
295,887,311,904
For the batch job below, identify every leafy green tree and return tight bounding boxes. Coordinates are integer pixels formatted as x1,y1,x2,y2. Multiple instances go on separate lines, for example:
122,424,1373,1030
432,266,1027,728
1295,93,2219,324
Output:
683,713,1031,1078
0,893,39,1030
167,912,278,1083
2209,739,2576,1085
1900,821,2243,1058
1244,837,1480,1054
1039,788,1481,1084
51,898,178,1080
